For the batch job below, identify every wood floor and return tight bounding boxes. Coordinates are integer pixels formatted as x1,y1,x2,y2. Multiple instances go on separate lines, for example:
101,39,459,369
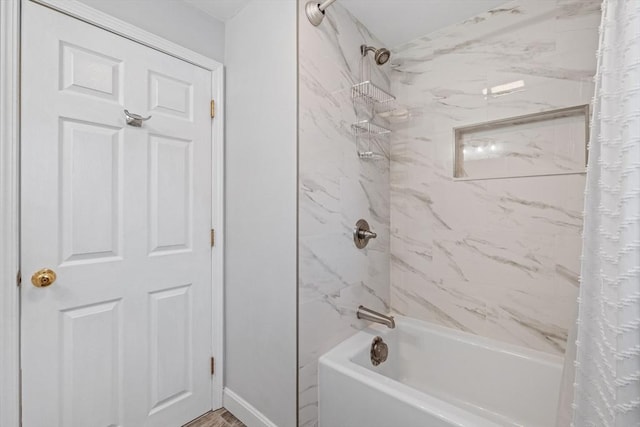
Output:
184,408,245,427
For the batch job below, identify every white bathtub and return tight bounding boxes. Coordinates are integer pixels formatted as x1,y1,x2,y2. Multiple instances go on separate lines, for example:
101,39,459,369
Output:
319,316,563,427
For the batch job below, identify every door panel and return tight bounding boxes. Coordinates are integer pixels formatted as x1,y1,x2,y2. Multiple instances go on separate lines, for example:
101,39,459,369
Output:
60,41,124,102
148,134,193,254
21,3,213,426
60,119,124,264
149,285,193,413
60,300,123,427
149,71,193,120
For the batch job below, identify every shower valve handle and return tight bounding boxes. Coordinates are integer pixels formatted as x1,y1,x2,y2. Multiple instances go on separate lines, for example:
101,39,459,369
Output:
354,219,377,249
358,230,377,240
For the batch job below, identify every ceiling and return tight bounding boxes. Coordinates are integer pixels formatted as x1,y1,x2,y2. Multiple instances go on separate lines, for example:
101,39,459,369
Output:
339,0,508,48
183,0,251,22
184,0,509,47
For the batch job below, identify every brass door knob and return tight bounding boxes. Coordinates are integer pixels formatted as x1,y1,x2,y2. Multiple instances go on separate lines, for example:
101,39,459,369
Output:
31,268,57,288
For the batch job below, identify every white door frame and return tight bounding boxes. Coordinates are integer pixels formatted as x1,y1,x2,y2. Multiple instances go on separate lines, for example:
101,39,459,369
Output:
0,2,21,427
0,2,225,426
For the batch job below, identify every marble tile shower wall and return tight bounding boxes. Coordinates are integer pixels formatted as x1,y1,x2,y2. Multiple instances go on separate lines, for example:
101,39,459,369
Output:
298,2,391,426
390,0,600,355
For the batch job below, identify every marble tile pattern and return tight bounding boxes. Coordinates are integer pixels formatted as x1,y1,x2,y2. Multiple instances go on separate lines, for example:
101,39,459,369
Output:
297,1,391,426
389,0,600,355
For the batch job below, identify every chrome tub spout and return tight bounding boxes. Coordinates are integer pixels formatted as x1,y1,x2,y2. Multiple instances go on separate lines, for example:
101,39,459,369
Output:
357,305,395,329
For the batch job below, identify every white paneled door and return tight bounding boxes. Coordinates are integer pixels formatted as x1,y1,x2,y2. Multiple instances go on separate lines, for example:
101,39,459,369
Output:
20,3,214,426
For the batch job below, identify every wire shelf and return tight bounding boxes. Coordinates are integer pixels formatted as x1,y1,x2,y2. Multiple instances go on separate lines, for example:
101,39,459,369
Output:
351,120,391,136
352,81,396,105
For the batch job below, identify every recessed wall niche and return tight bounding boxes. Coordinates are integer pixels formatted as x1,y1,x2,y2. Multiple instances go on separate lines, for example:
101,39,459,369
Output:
454,105,590,180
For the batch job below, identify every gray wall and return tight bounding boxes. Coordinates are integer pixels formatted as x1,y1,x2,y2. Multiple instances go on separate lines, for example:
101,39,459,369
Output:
77,0,225,62
224,1,298,426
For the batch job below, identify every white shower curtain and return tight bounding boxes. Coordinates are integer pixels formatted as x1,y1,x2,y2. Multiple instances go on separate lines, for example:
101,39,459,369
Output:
568,0,640,426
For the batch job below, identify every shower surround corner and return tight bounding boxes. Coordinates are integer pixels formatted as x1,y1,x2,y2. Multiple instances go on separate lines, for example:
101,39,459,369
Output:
297,1,391,426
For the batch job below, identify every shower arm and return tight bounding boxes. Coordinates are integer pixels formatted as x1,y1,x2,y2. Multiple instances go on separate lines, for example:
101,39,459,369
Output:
361,45,375,56
306,0,338,26
318,0,337,10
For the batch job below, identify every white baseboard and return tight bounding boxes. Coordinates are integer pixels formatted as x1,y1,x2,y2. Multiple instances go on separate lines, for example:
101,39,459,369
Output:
223,388,278,427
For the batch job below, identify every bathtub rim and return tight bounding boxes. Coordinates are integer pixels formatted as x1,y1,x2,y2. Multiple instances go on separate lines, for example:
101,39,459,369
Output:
318,315,564,427
319,349,501,427
378,315,564,366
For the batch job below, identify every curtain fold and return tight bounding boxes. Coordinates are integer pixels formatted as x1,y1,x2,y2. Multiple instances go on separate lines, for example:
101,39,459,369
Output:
569,0,640,426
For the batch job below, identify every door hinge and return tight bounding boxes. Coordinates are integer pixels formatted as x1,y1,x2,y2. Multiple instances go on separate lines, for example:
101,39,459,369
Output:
16,270,21,287
210,229,215,247
211,357,215,375
210,100,215,118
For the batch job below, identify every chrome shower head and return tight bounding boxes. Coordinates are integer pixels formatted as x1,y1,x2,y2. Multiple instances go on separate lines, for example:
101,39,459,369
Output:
361,45,391,65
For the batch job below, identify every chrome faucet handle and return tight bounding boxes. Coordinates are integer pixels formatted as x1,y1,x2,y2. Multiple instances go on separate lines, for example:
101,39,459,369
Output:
124,109,152,127
358,230,377,240
354,219,376,248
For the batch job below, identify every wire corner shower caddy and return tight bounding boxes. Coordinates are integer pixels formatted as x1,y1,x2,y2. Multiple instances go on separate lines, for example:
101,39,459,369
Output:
351,46,396,160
